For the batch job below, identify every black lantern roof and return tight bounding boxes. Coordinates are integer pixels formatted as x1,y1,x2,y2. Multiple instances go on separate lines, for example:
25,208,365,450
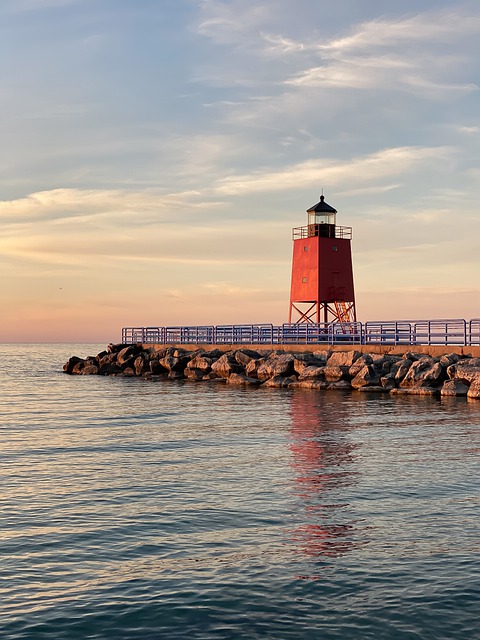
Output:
306,194,337,214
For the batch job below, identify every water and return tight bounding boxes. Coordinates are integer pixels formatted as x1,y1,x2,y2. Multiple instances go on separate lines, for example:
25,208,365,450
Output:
0,344,479,640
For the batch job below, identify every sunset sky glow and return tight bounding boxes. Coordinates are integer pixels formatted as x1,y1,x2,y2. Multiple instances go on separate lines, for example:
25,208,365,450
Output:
1,0,480,342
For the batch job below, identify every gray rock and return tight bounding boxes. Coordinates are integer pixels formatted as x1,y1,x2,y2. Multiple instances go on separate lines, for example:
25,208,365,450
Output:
351,365,381,389
117,345,143,366
263,375,297,388
451,363,480,385
63,356,84,374
134,355,150,376
380,373,397,390
441,380,469,396
327,380,352,391
81,363,99,375
393,359,413,381
211,354,243,378
293,353,326,375
400,357,435,388
298,365,326,380
290,379,329,389
245,358,265,378
348,354,373,377
187,355,213,372
168,371,184,380
324,366,348,383
227,373,262,386
467,378,480,399
257,354,295,381
327,351,361,368
312,350,331,364
235,349,261,366
160,355,192,373
184,368,205,381
439,353,461,367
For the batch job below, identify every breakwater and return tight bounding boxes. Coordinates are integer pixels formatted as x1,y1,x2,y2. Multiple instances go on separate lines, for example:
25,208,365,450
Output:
64,343,480,398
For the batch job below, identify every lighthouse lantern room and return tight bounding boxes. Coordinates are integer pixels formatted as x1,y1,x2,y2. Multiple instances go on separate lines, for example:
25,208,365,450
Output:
289,194,356,324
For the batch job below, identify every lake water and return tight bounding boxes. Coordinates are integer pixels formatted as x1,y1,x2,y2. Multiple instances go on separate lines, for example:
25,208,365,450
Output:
1,343,479,640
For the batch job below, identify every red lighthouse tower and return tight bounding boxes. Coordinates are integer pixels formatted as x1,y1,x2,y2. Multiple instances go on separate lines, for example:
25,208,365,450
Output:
289,194,356,324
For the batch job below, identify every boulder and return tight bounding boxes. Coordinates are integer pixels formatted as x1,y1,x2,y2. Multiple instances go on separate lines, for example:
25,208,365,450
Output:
357,386,387,393
293,353,326,375
263,375,297,388
160,354,190,373
235,349,261,366
403,351,425,362
149,357,168,375
187,355,213,372
439,353,461,368
467,377,480,399
324,366,348,383
441,380,469,397
312,349,331,364
134,355,150,376
184,368,205,381
407,387,440,396
380,373,397,390
204,349,226,360
168,371,184,380
392,359,412,382
348,354,373,377
81,363,99,375
451,363,480,385
400,357,435,388
327,380,352,391
211,354,243,378
290,379,328,390
351,365,381,389
98,352,118,367
298,365,326,381
107,343,130,354
327,351,361,368
227,373,262,386
257,353,295,381
63,356,84,374
98,362,123,376
117,345,143,366
245,358,265,378
420,362,446,386
390,387,439,396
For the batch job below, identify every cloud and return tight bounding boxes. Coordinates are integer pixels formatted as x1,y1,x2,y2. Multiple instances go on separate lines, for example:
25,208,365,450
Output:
196,0,270,45
0,188,228,226
261,10,480,96
213,146,454,195
318,11,480,54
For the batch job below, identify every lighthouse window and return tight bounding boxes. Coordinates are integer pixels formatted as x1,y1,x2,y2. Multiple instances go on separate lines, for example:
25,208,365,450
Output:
332,245,338,251
302,277,307,283
304,246,308,251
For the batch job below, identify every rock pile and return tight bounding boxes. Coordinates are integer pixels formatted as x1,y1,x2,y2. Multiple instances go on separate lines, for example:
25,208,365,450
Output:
63,344,480,398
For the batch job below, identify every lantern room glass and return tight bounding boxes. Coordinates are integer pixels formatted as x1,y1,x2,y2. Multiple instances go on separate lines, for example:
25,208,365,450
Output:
308,210,336,226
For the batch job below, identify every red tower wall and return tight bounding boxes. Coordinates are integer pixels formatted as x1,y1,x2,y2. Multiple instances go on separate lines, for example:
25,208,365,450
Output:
290,236,354,304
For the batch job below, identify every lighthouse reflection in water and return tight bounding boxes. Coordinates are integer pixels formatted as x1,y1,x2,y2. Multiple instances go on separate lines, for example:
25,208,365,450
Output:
288,390,361,561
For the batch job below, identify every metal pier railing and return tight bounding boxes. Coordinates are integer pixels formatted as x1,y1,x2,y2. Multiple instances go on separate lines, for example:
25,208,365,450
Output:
121,318,480,347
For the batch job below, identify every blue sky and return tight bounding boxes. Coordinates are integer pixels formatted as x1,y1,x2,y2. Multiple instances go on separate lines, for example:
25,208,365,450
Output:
1,0,479,341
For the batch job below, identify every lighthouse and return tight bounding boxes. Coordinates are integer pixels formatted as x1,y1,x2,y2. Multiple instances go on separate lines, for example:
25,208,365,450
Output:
289,194,356,324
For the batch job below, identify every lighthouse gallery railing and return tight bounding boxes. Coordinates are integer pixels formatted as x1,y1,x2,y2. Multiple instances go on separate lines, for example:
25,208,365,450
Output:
122,318,480,346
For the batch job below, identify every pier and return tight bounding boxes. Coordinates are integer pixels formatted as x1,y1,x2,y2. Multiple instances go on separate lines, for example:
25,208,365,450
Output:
122,318,480,347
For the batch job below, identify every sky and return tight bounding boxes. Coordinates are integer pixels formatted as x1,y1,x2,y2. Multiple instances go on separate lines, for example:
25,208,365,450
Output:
1,0,480,342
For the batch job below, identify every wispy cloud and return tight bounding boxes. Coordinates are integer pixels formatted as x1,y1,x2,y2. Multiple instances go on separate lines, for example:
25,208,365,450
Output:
214,146,454,195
